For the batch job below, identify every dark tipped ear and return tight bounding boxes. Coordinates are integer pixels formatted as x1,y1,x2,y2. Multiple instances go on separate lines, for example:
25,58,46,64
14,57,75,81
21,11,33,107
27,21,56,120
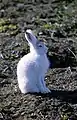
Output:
25,29,38,45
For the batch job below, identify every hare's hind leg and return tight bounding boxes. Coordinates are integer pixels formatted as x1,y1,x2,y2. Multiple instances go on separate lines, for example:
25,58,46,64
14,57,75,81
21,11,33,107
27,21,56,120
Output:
19,84,40,93
19,84,27,94
18,78,40,94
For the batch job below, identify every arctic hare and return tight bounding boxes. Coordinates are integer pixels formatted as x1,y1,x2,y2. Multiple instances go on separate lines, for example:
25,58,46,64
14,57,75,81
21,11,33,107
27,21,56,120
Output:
17,29,51,93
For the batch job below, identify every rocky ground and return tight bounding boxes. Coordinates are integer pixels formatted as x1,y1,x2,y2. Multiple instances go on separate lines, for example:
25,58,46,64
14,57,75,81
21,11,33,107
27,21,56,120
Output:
0,0,77,120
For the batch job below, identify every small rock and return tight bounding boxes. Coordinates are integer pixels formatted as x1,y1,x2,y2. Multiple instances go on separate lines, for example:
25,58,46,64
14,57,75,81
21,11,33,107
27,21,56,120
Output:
17,3,24,10
10,107,15,112
21,112,25,116
0,113,3,119
0,53,3,59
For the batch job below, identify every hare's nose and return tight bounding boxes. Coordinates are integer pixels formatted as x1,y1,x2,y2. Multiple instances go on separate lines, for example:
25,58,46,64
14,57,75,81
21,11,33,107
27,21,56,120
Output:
25,30,33,40
26,29,32,34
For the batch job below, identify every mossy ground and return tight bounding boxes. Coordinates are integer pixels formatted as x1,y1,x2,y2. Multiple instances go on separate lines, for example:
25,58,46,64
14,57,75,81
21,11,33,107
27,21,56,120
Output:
0,18,19,35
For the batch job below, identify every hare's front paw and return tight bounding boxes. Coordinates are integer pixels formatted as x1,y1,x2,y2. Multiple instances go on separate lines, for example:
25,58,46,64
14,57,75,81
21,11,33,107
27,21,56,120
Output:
41,87,51,94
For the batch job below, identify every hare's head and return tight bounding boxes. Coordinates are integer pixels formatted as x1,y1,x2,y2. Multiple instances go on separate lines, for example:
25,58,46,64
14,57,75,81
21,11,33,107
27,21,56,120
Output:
25,29,48,55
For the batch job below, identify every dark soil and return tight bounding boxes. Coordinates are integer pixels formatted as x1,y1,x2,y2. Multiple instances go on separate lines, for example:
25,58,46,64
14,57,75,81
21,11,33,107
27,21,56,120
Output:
0,0,77,120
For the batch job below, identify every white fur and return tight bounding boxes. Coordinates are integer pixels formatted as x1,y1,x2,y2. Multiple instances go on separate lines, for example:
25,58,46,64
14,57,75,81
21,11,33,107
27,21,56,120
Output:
17,29,51,93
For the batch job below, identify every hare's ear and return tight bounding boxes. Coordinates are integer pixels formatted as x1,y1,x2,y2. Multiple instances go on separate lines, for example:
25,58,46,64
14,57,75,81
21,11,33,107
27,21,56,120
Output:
25,29,37,46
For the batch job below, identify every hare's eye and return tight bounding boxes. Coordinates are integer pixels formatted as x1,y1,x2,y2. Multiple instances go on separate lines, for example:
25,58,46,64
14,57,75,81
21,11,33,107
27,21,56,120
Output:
38,44,42,47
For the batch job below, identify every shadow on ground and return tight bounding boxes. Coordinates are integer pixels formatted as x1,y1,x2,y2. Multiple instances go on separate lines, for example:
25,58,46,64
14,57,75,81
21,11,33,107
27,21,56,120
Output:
30,89,77,104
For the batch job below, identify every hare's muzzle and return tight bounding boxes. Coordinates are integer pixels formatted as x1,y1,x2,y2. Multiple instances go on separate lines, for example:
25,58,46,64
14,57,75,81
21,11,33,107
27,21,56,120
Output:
25,29,33,41
25,29,37,45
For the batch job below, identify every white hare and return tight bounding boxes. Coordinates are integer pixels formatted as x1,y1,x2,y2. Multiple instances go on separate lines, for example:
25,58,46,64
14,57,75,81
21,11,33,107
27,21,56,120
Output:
17,29,51,94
